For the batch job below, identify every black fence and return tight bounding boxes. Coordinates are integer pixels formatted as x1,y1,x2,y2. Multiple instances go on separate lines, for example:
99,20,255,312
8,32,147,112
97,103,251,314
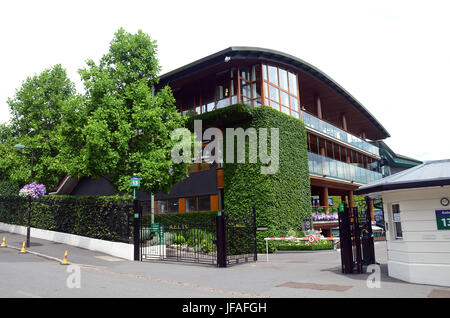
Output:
139,209,218,265
0,196,133,243
135,206,257,267
338,198,376,274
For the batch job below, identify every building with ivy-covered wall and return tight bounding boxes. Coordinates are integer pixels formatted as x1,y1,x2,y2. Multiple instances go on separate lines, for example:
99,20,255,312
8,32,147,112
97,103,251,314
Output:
150,47,394,237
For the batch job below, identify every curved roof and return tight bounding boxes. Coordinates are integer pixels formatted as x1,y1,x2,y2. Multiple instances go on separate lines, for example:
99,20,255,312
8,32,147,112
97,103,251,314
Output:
355,159,450,195
159,46,390,139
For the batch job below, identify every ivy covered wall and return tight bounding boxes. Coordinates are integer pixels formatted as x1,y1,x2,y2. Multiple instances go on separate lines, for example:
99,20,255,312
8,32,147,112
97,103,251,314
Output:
188,104,312,251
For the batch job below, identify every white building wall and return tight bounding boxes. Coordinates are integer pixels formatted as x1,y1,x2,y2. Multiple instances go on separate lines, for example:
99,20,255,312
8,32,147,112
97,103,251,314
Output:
381,185,450,287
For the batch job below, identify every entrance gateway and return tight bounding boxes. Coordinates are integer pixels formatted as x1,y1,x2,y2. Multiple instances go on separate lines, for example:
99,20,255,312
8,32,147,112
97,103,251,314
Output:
133,202,257,267
338,197,377,274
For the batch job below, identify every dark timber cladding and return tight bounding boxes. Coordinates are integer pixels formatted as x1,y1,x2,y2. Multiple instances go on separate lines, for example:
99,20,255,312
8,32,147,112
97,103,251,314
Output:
159,47,390,141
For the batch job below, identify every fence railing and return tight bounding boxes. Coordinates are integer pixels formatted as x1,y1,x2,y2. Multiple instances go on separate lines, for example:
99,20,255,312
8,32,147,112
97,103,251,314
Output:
301,110,380,157
308,152,383,184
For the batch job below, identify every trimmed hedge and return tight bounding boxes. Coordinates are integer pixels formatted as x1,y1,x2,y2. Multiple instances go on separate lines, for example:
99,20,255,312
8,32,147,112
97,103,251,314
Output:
0,180,21,197
275,240,334,251
194,104,312,253
0,195,133,242
151,211,218,226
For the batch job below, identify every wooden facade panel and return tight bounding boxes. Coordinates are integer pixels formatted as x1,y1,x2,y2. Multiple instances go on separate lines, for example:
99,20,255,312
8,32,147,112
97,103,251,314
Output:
217,168,224,189
211,194,219,211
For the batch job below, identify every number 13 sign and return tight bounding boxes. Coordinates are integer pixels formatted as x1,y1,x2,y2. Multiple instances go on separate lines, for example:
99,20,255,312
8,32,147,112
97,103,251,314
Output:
436,210,450,230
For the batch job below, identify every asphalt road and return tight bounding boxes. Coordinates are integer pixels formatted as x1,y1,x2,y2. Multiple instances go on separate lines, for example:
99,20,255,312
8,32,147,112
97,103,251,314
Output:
1,240,449,299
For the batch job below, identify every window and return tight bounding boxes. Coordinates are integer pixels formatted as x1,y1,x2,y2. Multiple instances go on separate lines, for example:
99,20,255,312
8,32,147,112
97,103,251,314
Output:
262,64,300,119
185,195,211,212
156,199,179,214
185,197,197,212
240,65,261,107
392,204,402,239
198,196,210,211
168,199,179,213
157,200,167,214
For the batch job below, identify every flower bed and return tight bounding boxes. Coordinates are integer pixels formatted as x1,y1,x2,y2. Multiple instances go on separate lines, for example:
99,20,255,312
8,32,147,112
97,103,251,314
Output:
312,213,338,222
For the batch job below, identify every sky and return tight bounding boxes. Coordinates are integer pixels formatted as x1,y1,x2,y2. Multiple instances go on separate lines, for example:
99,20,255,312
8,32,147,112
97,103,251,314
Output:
0,0,449,161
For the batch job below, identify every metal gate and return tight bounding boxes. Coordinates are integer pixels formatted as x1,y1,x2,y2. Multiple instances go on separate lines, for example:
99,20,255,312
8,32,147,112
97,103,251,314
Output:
225,206,258,265
134,202,257,267
338,197,375,274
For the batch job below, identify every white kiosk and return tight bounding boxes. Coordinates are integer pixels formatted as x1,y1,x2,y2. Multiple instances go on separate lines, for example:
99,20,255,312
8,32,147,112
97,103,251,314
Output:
355,159,450,287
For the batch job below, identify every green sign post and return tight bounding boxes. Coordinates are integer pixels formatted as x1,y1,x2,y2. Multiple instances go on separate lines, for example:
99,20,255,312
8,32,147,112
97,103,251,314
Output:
130,176,141,200
338,202,344,213
436,210,450,230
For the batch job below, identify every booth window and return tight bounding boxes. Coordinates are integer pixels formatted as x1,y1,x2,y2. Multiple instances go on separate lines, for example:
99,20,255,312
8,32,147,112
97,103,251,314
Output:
392,204,403,239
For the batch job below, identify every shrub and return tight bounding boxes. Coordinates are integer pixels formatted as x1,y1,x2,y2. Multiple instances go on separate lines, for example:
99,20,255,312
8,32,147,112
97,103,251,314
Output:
0,195,133,242
173,235,186,245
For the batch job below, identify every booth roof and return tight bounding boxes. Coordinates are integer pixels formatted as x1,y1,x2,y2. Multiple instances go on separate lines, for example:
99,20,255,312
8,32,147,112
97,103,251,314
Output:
355,159,450,195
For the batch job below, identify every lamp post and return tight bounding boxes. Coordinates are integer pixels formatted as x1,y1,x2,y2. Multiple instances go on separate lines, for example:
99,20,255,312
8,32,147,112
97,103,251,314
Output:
14,144,34,248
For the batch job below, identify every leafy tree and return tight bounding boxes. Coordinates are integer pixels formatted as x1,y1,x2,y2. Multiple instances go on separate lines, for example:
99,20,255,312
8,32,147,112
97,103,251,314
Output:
0,64,76,188
56,28,188,195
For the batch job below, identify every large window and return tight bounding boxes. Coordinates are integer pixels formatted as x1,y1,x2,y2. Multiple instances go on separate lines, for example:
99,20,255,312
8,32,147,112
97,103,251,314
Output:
262,64,299,119
240,65,262,107
185,195,211,212
392,204,402,239
157,199,179,214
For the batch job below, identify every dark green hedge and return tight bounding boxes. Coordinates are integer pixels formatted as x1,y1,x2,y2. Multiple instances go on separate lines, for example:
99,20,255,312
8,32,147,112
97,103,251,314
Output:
0,180,21,196
203,104,312,253
151,211,218,226
275,240,333,251
0,195,133,242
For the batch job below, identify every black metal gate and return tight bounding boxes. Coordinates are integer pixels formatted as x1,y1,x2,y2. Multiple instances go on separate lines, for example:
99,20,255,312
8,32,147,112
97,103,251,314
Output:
134,202,257,267
224,206,258,265
338,197,375,274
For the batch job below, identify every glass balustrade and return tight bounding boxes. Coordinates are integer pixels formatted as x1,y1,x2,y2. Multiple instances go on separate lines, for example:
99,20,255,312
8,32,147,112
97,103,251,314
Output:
301,110,380,157
308,152,382,184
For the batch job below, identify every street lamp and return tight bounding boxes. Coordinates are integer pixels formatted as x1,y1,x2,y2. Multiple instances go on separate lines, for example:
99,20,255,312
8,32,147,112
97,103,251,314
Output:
14,143,34,248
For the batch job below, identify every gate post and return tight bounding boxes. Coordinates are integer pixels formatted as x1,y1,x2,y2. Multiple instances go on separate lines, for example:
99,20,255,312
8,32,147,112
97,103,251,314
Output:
362,196,376,265
338,202,353,274
133,199,141,261
252,205,257,262
216,212,227,268
353,207,363,273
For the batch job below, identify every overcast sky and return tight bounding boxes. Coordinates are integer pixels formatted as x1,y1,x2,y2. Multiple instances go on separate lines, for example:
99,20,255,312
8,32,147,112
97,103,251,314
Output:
1,0,449,161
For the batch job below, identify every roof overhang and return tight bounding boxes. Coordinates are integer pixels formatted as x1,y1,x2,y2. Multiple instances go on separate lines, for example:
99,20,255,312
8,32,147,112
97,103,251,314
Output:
159,46,390,139
355,178,450,195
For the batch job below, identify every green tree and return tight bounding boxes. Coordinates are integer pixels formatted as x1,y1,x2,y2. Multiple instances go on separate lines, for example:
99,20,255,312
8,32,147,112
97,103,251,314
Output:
0,64,76,188
56,28,188,195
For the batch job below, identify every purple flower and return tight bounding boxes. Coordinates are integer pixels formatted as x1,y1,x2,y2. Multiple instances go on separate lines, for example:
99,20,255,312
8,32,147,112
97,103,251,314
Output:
19,182,46,199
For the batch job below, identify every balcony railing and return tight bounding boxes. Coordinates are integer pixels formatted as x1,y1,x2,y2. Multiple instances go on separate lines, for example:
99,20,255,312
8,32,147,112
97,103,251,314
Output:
308,152,383,185
301,110,380,157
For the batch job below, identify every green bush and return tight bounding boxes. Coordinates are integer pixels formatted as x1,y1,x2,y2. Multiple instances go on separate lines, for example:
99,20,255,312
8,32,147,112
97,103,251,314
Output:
173,235,186,245
0,180,21,197
275,239,333,251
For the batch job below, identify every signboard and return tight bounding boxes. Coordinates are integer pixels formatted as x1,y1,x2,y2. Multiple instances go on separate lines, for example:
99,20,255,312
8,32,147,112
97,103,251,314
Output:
130,176,141,188
338,202,344,213
302,218,313,231
436,210,450,230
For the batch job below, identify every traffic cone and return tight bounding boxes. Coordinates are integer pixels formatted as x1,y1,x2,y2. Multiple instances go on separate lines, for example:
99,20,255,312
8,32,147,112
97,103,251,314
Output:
20,241,26,253
1,237,6,247
61,250,69,265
